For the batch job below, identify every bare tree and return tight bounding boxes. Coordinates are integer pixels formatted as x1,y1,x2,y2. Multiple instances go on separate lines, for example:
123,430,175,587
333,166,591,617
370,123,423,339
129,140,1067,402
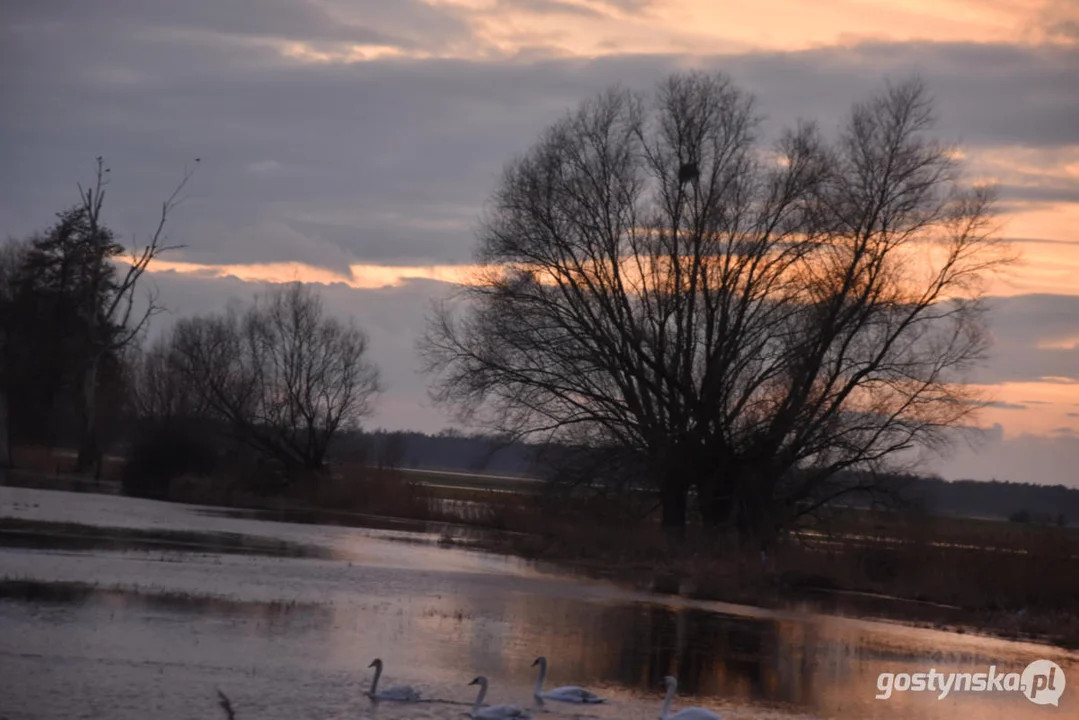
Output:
128,337,210,423
60,157,198,473
421,73,1013,541
167,282,381,475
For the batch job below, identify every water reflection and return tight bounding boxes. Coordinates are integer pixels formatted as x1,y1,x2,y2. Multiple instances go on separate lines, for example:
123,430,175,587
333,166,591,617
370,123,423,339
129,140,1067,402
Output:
1,485,1077,720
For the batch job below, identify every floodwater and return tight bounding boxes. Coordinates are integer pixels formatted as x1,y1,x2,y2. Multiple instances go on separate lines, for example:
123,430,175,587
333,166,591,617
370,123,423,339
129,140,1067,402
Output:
0,486,1075,720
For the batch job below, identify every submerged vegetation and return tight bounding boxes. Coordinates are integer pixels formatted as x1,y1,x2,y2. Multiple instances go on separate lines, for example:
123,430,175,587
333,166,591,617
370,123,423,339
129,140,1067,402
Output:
0,578,311,615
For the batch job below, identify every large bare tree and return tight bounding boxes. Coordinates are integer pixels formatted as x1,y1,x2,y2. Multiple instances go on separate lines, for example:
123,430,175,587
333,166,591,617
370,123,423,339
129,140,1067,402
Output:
163,282,381,475
421,73,1012,541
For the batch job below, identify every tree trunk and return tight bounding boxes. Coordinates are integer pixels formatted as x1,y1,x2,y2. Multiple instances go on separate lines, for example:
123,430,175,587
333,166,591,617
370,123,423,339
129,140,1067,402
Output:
698,471,734,531
74,353,100,474
731,474,779,549
0,388,9,468
660,481,688,542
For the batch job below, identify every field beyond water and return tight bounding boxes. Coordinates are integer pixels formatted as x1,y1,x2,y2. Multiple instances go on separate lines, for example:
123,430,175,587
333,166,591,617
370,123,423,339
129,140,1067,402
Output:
2,483,1078,720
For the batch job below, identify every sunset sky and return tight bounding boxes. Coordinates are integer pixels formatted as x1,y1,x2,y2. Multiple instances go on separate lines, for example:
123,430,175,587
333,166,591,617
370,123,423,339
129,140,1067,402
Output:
2,0,1077,485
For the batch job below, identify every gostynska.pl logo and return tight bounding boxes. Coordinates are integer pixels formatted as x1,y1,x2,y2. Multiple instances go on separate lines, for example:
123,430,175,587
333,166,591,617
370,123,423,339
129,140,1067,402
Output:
875,659,1065,706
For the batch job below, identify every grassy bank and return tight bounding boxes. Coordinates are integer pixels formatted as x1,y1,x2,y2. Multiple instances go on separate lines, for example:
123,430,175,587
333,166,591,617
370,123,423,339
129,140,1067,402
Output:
5,445,1079,649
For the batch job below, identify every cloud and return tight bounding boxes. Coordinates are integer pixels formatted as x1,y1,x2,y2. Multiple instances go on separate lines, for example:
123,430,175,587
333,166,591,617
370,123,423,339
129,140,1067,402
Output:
973,294,1079,385
985,401,1028,411
3,0,470,52
495,0,606,19
1043,0,1079,42
1050,19,1079,41
3,31,1078,272
143,258,479,289
935,428,1079,487
248,160,283,175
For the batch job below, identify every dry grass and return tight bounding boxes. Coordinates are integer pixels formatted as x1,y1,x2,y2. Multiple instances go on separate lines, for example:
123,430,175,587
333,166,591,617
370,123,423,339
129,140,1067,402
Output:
430,500,1079,649
9,444,125,481
165,463,435,522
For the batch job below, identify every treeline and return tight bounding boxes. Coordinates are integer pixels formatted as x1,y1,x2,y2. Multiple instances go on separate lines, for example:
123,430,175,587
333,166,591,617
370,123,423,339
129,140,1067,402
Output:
335,429,537,476
0,159,382,500
351,431,1079,525
910,477,1078,525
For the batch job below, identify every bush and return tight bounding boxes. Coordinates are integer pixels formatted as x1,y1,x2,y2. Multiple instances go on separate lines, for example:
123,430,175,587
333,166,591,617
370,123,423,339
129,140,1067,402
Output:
121,420,219,500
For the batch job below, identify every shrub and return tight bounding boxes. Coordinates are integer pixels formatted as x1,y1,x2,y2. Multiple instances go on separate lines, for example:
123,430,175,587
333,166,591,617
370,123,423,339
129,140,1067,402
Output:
121,420,219,499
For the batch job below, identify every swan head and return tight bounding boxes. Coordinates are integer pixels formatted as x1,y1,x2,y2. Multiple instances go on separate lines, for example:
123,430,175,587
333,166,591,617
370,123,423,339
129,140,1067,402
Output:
468,676,486,687
663,676,678,690
531,656,546,667
368,659,382,669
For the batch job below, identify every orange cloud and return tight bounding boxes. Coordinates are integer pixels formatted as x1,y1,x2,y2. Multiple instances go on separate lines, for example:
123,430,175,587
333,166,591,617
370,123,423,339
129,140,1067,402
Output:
968,380,1079,436
146,259,481,289
282,0,1074,64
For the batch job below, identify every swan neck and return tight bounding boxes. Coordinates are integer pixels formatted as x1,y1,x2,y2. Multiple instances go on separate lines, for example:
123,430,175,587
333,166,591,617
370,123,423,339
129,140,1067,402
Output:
473,679,488,712
534,659,547,696
371,663,382,694
660,683,675,719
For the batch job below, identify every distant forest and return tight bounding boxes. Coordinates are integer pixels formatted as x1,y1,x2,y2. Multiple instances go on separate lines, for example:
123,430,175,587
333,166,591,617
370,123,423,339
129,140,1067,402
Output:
335,429,537,476
347,429,1079,526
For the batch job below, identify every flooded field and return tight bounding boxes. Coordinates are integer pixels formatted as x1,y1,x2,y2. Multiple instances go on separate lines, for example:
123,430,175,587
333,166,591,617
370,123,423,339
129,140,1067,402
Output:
1,485,1075,720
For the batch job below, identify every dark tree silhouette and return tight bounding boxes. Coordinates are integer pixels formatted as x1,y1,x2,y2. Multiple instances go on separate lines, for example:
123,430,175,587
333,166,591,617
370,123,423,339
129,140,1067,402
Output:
422,73,1013,542
62,158,197,473
0,158,196,474
153,282,382,477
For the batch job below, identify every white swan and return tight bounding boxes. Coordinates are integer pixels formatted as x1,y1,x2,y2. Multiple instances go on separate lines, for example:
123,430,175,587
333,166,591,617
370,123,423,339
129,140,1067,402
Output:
531,656,606,704
468,676,530,719
659,676,722,720
365,658,421,701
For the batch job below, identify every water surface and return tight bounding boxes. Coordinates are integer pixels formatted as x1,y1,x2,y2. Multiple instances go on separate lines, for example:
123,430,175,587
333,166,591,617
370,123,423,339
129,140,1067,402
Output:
1,485,1075,719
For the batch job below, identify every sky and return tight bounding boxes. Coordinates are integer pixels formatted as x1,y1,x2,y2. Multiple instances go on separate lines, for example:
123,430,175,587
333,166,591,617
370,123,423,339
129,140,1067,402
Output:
2,0,1078,485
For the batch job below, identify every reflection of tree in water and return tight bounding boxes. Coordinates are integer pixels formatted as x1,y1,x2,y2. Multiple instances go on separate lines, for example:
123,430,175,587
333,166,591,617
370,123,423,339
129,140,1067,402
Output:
612,605,771,698
463,586,827,709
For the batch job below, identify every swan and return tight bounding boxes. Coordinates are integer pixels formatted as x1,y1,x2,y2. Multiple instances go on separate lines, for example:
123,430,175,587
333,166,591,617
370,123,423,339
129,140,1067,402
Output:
531,656,606,704
468,676,530,719
658,676,722,720
365,658,421,701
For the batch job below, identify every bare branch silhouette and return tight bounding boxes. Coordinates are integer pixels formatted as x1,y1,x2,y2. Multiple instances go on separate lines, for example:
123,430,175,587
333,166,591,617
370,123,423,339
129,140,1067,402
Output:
422,73,1013,543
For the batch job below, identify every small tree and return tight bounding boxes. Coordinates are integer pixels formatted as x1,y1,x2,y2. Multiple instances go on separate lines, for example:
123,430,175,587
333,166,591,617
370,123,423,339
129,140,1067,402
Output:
165,282,381,478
